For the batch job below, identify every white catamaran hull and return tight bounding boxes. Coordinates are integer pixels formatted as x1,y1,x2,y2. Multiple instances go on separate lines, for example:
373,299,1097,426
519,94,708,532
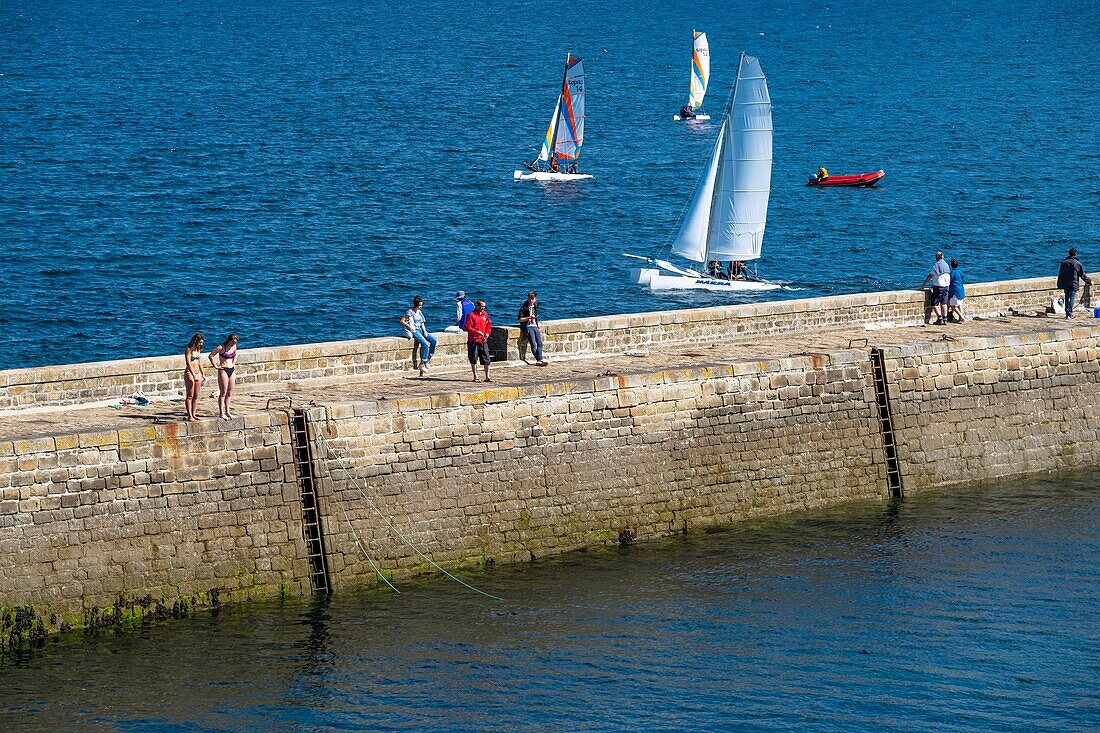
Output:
673,114,712,121
631,267,780,292
513,170,594,182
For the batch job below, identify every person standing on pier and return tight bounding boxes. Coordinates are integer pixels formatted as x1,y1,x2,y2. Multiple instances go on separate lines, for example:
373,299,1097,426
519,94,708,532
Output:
183,333,205,421
465,299,493,383
921,251,952,326
949,259,966,323
1057,248,1092,318
519,291,548,366
208,334,239,420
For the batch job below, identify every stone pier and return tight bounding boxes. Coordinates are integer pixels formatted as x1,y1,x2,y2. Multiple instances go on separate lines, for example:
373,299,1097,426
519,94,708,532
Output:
2,276,1098,644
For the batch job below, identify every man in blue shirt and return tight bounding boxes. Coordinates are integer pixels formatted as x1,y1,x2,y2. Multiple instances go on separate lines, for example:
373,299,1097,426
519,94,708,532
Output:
949,259,966,323
445,291,476,333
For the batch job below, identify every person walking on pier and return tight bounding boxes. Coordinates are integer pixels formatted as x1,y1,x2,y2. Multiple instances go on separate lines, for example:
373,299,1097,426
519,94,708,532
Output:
401,295,436,376
949,259,966,323
1057,248,1092,318
465,299,493,382
519,291,548,366
921,251,952,326
208,334,239,420
183,333,205,421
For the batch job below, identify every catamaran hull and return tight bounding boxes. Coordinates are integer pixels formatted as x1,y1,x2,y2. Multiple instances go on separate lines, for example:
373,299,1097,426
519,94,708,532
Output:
673,114,712,121
631,267,780,292
513,170,594,182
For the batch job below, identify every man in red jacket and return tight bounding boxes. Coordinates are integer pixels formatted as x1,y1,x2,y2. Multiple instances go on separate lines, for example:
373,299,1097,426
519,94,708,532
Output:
465,299,493,382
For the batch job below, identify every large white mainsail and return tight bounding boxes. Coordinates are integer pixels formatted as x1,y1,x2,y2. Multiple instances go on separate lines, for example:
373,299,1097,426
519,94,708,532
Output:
689,31,710,109
670,52,772,263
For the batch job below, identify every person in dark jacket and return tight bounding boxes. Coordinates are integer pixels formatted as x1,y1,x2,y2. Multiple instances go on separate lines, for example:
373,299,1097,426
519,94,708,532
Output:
1056,248,1092,318
518,291,547,366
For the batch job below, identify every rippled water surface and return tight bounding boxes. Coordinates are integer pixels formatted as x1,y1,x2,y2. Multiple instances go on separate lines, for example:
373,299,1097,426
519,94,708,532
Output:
3,475,1099,731
2,0,1098,369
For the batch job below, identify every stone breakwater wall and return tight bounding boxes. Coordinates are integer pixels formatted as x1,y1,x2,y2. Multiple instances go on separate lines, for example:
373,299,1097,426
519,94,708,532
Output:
307,351,885,587
1,415,312,637
4,328,1100,641
0,275,1083,413
882,328,1100,494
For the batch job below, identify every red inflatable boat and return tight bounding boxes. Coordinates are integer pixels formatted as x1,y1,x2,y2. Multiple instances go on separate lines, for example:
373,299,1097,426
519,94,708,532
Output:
806,169,885,187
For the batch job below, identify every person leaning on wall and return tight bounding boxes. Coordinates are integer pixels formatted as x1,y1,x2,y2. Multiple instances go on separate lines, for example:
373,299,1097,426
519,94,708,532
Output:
518,291,548,366
1057,247,1092,318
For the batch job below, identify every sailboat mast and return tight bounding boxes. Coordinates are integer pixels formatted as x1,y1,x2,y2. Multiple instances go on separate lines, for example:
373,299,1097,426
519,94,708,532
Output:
689,30,695,107
551,52,570,159
703,52,746,264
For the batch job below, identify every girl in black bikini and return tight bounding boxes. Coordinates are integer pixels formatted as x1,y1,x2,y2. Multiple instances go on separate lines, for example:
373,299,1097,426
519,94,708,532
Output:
183,333,205,421
208,334,239,419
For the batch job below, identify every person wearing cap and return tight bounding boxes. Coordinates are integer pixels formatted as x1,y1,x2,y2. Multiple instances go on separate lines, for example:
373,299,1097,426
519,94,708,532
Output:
518,291,548,366
465,300,493,382
445,290,476,333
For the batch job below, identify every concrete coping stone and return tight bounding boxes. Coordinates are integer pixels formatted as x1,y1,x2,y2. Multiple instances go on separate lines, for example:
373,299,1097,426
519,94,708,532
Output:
309,348,872,421
877,324,1099,359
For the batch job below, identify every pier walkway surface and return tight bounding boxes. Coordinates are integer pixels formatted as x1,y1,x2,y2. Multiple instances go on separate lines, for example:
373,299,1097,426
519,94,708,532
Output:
1,312,1088,444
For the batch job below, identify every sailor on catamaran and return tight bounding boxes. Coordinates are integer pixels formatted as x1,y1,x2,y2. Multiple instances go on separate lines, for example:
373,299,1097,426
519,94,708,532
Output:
679,104,697,120
523,155,575,175
514,55,593,181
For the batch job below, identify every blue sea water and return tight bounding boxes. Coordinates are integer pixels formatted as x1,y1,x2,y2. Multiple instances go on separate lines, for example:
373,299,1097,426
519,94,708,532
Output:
1,0,1098,369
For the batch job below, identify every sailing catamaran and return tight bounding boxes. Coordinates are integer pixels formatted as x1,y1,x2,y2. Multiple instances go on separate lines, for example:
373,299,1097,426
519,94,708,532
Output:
673,31,711,121
514,54,592,182
627,53,780,292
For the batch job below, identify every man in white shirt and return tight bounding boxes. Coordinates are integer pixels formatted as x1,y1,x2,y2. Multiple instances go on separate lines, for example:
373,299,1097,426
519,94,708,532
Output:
921,251,952,326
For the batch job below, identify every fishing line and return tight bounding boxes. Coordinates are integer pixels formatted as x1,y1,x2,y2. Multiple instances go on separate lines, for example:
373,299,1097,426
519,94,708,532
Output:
313,421,504,603
307,408,399,593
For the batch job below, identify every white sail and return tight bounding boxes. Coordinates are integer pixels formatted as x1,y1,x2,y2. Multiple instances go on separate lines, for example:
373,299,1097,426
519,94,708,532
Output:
670,122,725,262
689,31,710,108
705,53,772,261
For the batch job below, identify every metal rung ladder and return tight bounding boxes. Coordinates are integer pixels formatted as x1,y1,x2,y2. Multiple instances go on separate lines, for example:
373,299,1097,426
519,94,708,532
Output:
290,409,331,594
870,348,904,499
